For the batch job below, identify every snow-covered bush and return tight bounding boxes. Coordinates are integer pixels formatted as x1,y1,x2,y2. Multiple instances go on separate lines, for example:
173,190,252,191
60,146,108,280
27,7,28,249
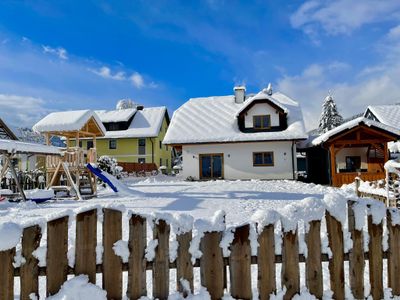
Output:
97,156,122,179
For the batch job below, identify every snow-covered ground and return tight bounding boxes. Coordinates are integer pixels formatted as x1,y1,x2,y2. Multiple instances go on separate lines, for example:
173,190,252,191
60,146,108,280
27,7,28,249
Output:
1,176,390,300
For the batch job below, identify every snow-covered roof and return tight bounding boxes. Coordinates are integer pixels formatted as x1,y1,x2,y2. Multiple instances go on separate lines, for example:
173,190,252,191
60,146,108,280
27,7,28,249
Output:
33,110,106,136
311,117,400,146
102,107,167,139
95,108,137,123
0,139,61,155
235,88,289,117
163,90,307,145
365,104,400,129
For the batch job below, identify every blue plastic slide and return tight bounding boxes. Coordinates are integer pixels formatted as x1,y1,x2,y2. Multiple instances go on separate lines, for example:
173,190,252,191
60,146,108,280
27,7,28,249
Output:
86,164,118,192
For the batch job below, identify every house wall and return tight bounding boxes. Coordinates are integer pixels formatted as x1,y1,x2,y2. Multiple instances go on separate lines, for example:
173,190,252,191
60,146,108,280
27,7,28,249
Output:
71,117,172,170
182,141,296,180
335,147,368,171
244,104,280,128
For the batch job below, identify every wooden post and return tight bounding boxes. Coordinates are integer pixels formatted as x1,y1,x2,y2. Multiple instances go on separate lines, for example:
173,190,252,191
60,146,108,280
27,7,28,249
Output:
176,231,194,294
75,209,97,284
355,177,361,197
281,229,300,300
127,215,147,299
229,224,252,300
47,216,69,296
8,154,26,201
347,201,364,299
20,225,41,300
258,224,276,300
329,144,336,186
387,209,400,296
153,220,170,300
45,133,50,146
325,211,344,299
305,220,323,299
368,213,383,299
103,209,122,300
0,248,15,300
200,231,224,300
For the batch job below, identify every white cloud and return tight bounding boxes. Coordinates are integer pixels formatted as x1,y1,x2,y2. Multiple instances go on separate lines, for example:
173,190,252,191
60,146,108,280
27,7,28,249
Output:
130,72,144,88
42,45,68,60
0,94,52,127
90,66,126,81
387,25,400,40
290,0,400,36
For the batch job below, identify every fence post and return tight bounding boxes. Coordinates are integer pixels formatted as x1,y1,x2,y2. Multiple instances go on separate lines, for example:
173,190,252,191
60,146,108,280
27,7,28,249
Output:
176,230,194,294
325,211,344,299
75,209,97,284
281,228,300,300
153,220,170,300
387,209,400,296
368,211,383,299
47,216,69,296
305,220,323,299
200,231,224,300
0,248,15,300
257,224,276,300
127,214,147,300
103,209,122,300
20,225,41,300
229,224,252,300
355,177,361,197
347,201,364,299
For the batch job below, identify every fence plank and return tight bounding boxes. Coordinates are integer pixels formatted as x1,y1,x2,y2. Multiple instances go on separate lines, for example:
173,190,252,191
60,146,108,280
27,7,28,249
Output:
127,214,147,300
348,201,364,299
305,220,323,299
387,209,400,296
176,230,194,294
229,224,252,300
47,216,69,296
258,224,275,300
20,225,41,300
153,220,170,300
103,209,122,300
75,209,97,284
0,248,15,300
281,229,300,300
325,211,344,300
200,231,224,300
368,214,383,300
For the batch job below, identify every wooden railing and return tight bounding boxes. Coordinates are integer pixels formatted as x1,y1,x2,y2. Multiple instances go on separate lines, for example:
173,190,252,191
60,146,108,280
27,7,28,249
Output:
2,201,400,299
332,171,385,187
46,148,97,169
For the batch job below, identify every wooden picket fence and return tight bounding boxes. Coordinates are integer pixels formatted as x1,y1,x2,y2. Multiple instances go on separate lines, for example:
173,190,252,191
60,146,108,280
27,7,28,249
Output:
2,202,400,300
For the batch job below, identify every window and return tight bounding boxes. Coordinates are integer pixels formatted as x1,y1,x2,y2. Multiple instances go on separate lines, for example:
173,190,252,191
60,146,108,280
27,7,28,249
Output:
160,158,163,166
109,139,117,149
159,141,162,149
253,152,274,166
138,138,146,155
138,158,146,164
345,156,361,172
253,115,271,129
87,141,93,150
108,123,120,131
78,141,82,148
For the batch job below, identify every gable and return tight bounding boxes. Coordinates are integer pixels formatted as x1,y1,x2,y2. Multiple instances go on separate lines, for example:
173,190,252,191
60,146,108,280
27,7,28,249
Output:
0,119,18,140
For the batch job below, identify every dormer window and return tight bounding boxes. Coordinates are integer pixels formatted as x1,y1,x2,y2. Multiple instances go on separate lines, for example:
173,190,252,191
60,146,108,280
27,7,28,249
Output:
253,115,271,129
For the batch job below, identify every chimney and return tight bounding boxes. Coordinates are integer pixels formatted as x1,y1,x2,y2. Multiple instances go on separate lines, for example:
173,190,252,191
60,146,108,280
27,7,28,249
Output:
234,86,246,103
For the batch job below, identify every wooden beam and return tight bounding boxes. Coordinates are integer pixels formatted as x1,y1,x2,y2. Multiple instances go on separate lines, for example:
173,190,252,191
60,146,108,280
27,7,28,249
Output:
7,154,26,201
45,133,50,146
333,139,393,145
334,144,347,155
329,144,336,185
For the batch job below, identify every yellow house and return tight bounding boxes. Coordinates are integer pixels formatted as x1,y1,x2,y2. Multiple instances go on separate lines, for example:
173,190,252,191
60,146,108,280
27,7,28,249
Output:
71,106,172,171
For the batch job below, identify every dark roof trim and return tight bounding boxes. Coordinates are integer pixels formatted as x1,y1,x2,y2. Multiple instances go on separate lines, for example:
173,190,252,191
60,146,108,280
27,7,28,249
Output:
0,118,18,140
237,99,286,118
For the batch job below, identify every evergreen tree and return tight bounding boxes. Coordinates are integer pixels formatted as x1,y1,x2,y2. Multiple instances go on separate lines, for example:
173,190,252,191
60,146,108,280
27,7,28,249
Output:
318,94,344,134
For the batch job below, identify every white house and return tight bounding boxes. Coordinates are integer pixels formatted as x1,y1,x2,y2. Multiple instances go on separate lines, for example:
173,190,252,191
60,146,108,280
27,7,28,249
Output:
163,85,307,180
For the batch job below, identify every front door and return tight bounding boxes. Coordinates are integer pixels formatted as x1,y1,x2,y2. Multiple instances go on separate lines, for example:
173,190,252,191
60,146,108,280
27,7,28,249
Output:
199,154,223,179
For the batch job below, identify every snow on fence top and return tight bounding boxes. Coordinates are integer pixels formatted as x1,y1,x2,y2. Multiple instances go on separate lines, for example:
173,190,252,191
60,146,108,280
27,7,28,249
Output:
164,89,307,145
0,139,61,155
311,116,400,146
32,109,106,136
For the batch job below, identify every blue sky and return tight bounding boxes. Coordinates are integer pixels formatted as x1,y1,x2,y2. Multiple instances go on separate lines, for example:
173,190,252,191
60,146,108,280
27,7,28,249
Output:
0,0,400,129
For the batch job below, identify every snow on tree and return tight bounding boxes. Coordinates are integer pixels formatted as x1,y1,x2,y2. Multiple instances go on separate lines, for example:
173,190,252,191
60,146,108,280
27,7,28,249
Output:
116,99,135,110
97,155,122,179
318,94,344,134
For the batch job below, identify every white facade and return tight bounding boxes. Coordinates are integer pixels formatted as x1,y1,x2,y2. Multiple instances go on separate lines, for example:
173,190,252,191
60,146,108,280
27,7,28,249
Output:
244,103,280,128
335,147,368,171
182,141,297,180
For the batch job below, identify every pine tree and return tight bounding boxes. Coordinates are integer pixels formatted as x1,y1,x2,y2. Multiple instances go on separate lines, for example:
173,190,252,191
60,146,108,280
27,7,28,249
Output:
318,94,344,134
